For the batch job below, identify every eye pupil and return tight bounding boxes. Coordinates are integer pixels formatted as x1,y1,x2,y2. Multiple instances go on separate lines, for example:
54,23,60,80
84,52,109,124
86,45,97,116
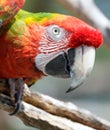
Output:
54,29,58,33
52,27,60,35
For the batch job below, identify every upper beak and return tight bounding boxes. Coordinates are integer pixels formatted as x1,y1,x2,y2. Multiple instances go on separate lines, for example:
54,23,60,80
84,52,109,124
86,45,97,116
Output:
66,45,95,93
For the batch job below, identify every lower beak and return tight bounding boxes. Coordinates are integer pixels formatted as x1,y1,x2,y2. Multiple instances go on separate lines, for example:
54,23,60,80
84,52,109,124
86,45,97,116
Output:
66,45,95,93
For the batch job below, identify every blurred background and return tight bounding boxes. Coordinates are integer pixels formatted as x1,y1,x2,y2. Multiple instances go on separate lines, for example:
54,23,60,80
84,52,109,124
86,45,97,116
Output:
1,0,110,130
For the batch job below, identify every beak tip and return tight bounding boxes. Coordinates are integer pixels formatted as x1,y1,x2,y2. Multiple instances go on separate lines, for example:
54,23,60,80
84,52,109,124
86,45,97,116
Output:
66,86,76,93
66,83,83,93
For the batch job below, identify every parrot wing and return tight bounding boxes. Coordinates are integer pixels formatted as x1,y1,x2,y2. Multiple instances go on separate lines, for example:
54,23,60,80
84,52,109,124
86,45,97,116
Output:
0,0,25,27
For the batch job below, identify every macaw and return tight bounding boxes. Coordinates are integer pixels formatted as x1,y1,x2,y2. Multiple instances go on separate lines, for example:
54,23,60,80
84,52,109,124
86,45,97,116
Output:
0,0,103,115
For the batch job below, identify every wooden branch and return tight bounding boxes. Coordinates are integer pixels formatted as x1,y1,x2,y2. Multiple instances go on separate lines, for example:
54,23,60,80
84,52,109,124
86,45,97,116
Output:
0,94,95,130
57,0,110,46
0,79,110,130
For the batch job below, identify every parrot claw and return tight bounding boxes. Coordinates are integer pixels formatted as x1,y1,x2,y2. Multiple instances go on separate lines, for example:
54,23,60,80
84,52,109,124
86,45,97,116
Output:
9,100,22,115
8,78,24,115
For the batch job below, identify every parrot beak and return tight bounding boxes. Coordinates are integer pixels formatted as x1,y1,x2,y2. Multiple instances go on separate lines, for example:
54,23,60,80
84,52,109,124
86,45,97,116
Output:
66,45,95,93
45,45,95,93
35,45,95,93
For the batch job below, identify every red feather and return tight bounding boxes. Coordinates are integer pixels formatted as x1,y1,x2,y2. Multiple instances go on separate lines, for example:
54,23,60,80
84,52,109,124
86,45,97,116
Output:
42,15,103,48
0,23,44,79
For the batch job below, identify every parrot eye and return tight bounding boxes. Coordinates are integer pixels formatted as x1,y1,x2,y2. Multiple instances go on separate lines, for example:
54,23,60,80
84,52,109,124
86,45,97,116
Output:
46,25,65,41
52,27,60,35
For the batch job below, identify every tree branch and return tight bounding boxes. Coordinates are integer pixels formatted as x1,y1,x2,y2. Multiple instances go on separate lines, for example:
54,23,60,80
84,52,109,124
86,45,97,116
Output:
57,0,110,46
0,94,95,130
0,79,110,130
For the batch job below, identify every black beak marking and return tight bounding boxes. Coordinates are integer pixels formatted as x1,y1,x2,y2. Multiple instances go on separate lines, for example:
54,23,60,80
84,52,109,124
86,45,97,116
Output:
45,49,75,78
45,53,70,77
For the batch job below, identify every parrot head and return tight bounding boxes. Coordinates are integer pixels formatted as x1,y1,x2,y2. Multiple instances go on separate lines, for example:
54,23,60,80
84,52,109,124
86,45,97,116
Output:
32,13,103,92
2,11,103,92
